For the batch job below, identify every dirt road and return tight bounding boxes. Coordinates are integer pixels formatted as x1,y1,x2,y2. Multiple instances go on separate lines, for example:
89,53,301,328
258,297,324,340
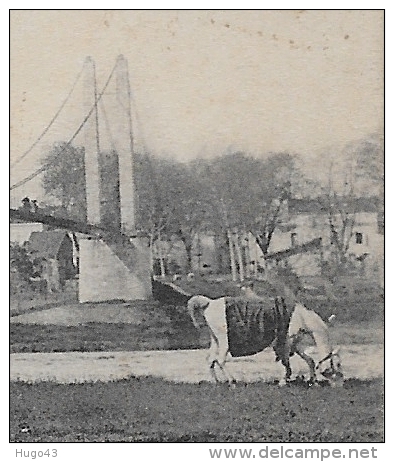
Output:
10,303,384,384
10,344,383,384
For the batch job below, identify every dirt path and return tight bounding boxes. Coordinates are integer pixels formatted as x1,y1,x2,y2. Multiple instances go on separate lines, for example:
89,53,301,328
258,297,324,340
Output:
10,344,383,384
10,304,384,384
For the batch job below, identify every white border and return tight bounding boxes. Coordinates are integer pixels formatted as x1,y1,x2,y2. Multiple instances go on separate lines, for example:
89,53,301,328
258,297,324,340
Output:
4,2,389,459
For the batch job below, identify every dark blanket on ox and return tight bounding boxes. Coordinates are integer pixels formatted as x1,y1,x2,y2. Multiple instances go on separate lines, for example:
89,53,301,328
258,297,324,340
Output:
225,296,290,358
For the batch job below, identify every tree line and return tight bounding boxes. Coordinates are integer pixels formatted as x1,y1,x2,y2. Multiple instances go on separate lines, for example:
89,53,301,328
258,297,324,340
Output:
37,134,382,277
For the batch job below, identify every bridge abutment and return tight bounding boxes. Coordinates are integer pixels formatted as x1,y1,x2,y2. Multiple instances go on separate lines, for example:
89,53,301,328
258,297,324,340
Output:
78,236,151,303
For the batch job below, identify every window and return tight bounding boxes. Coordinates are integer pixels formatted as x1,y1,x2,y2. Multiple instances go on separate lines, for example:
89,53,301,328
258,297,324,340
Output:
330,230,338,245
355,232,363,244
291,232,297,247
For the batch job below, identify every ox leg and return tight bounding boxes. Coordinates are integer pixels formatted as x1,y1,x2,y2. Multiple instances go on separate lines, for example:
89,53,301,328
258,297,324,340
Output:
274,340,292,386
204,300,234,385
279,362,292,387
295,346,316,384
216,345,235,385
207,331,234,385
209,360,219,383
206,332,220,383
277,361,292,387
282,357,292,383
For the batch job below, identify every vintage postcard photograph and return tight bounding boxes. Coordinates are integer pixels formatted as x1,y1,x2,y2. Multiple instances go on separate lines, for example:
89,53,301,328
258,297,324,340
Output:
10,9,384,449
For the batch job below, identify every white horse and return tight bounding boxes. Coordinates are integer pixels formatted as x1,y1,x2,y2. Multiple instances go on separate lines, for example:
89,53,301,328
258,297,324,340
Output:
187,293,343,386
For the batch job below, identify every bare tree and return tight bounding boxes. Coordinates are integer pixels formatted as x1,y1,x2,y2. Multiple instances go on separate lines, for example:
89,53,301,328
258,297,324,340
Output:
321,162,357,275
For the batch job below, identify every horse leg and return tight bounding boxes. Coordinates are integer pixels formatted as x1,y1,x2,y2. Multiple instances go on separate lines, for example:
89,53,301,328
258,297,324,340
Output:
295,345,317,384
206,333,220,383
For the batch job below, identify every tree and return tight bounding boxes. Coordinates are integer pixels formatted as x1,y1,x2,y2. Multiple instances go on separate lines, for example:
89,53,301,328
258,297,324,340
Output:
192,151,296,280
354,132,384,234
134,152,176,274
316,161,358,278
326,193,356,271
163,162,210,272
134,151,172,240
316,134,384,278
134,152,210,273
354,132,384,189
40,142,297,277
251,153,295,256
41,143,123,228
41,142,87,221
191,153,253,280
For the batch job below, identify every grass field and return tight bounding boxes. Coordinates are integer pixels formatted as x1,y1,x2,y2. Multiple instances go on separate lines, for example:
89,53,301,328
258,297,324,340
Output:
10,377,383,442
10,277,384,443
10,320,383,354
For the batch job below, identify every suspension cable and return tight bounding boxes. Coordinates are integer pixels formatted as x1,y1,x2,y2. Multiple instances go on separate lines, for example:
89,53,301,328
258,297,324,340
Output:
11,64,85,169
10,61,117,191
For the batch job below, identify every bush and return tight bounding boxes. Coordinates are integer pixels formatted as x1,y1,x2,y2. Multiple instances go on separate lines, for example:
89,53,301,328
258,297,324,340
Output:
10,243,34,281
10,243,35,298
10,272,34,298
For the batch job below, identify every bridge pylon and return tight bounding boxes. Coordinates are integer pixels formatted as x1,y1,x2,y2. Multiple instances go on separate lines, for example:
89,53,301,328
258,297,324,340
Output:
78,56,152,303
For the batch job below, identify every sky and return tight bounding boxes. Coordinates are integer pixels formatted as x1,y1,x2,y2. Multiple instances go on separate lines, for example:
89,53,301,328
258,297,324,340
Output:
9,10,383,204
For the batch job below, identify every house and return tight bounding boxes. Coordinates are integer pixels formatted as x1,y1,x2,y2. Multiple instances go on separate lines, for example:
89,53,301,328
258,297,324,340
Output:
267,198,384,285
147,196,383,287
27,230,75,292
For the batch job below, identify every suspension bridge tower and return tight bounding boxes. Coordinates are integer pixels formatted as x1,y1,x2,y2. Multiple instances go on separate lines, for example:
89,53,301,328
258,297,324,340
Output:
78,55,152,303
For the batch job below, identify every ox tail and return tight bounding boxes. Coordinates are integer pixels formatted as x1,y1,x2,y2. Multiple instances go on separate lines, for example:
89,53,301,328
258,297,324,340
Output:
187,297,210,329
188,305,200,329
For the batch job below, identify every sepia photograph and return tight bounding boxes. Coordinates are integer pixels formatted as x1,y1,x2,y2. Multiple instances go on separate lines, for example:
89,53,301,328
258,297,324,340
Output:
10,9,384,445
